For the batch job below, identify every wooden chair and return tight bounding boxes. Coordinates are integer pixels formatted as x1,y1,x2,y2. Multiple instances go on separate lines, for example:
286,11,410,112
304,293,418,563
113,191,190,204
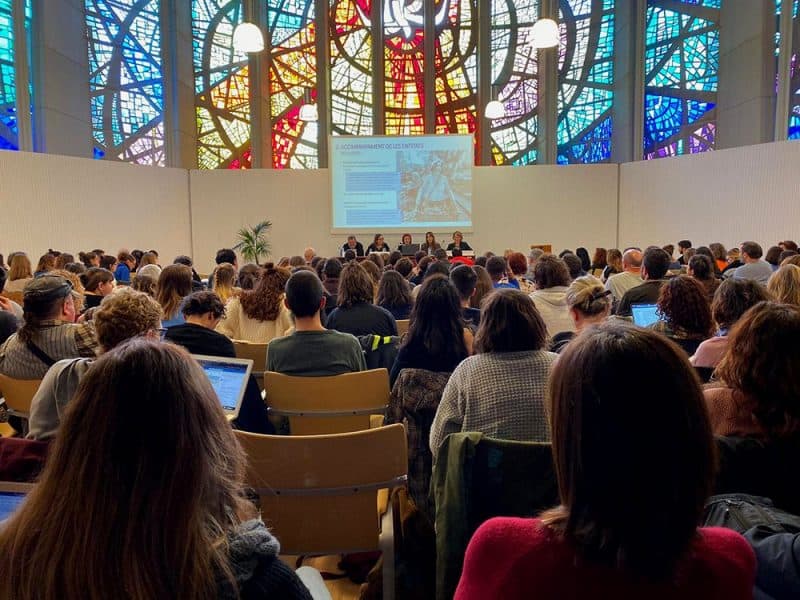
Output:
236,424,408,600
233,340,268,391
0,375,41,435
396,319,410,336
265,369,390,435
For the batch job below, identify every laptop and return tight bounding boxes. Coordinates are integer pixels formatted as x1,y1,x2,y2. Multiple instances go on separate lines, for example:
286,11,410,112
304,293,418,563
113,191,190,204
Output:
0,482,34,521
400,244,421,256
192,355,253,420
631,303,661,328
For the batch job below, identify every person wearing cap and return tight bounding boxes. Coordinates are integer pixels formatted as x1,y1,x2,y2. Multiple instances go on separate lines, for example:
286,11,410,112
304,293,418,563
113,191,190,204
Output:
0,275,99,381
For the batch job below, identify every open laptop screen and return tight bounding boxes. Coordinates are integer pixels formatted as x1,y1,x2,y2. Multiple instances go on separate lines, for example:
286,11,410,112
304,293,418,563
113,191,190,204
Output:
631,303,660,328
193,356,253,417
0,483,33,521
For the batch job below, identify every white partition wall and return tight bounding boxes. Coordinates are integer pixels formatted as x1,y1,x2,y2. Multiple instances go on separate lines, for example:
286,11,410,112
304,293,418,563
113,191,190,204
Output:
619,141,800,251
0,150,192,261
188,164,620,272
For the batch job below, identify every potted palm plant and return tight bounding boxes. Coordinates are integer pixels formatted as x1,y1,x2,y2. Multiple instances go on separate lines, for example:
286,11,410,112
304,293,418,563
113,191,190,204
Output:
233,220,272,265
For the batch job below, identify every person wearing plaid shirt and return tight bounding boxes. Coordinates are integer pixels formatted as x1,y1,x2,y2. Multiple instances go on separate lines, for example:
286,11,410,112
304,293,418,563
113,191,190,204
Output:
430,289,557,461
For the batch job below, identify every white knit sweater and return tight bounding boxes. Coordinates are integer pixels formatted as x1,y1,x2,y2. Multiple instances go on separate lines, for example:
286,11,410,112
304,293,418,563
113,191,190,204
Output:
215,296,293,343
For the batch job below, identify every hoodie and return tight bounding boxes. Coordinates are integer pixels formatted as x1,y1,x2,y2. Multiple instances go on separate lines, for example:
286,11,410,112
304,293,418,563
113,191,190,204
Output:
217,519,313,600
530,286,576,338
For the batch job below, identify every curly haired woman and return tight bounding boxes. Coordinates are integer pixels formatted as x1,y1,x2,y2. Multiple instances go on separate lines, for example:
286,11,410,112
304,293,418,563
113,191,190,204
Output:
649,275,713,356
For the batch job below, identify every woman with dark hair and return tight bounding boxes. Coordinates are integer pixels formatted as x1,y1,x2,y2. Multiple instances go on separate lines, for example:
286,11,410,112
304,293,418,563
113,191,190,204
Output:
765,245,782,270
447,231,472,252
0,338,314,599
410,255,435,286
114,252,136,284
326,261,397,337
34,253,56,277
420,231,441,255
81,267,115,310
398,233,414,249
575,247,591,273
590,248,607,277
216,264,292,343
710,242,728,273
690,278,771,369
237,263,260,291
78,251,99,269
156,264,194,328
695,246,722,277
387,250,402,267
530,255,573,337
377,270,414,321
389,275,470,387
650,275,712,356
688,254,720,301
360,259,382,291
165,291,231,357
455,323,755,599
367,233,391,254
470,265,493,310
429,289,556,458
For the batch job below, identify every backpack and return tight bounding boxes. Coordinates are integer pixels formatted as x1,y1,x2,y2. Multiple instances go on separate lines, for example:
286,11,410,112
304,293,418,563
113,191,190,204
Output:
358,334,400,371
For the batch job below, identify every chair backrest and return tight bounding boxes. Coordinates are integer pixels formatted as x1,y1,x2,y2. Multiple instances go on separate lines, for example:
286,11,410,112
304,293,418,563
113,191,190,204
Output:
0,375,42,418
396,319,410,336
387,368,451,519
0,437,49,482
236,424,408,555
0,291,23,305
431,432,558,600
233,340,268,391
265,369,390,435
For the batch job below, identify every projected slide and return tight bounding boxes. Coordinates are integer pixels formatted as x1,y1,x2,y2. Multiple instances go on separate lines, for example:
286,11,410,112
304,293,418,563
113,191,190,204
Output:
331,135,473,231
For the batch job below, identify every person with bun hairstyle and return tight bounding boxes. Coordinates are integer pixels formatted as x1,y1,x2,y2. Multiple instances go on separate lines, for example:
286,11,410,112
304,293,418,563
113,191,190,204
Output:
455,323,755,600
550,275,612,353
216,263,293,343
78,251,100,269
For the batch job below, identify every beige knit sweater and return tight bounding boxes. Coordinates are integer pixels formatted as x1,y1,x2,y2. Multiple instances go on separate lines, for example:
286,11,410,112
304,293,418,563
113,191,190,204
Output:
215,296,293,343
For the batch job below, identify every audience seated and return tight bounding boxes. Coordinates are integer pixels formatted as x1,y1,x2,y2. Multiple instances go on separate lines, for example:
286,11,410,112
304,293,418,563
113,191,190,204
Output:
0,339,314,599
326,262,397,337
507,252,534,293
550,275,611,353
688,254,720,301
80,267,115,310
649,275,713,356
767,263,800,306
212,262,239,304
602,248,622,281
267,270,366,375
690,278,770,369
4,253,33,294
237,263,260,290
216,264,293,343
705,302,800,439
27,288,161,441
164,291,232,357
389,275,471,387
561,253,585,280
156,264,193,328
430,289,556,459
376,270,413,320
676,239,692,265
486,256,518,289
449,247,474,267
208,248,238,290
726,241,773,284
616,247,671,317
604,248,642,301
575,247,592,273
450,265,481,327
530,255,574,337
590,247,607,278
0,303,18,344
455,322,755,599
470,265,493,310
0,276,98,380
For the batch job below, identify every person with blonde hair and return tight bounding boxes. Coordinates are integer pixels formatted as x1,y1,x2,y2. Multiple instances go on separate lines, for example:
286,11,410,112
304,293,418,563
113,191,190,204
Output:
767,264,800,307
212,262,239,305
550,275,612,352
0,338,315,599
4,252,33,293
156,264,193,328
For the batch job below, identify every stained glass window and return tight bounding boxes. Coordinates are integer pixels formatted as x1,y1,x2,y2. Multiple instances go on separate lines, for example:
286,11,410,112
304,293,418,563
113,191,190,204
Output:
489,0,539,165
557,0,615,164
330,0,374,136
0,0,18,150
434,1,478,139
193,0,251,169
269,0,318,169
643,0,720,159
789,0,800,138
86,0,165,165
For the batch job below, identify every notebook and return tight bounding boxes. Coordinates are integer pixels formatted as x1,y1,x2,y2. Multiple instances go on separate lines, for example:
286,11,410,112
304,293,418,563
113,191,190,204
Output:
399,244,421,256
0,482,34,521
192,355,253,420
631,303,660,328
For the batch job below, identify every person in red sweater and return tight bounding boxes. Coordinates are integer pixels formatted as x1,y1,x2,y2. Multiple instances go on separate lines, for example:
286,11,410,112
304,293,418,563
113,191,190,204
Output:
456,323,755,600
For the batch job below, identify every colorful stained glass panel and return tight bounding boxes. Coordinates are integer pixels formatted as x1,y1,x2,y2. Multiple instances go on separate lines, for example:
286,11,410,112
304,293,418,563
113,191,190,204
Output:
0,0,18,150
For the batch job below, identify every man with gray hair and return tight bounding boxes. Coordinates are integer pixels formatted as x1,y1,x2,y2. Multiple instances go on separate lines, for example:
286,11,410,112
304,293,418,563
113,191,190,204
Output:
605,248,643,302
527,247,545,279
